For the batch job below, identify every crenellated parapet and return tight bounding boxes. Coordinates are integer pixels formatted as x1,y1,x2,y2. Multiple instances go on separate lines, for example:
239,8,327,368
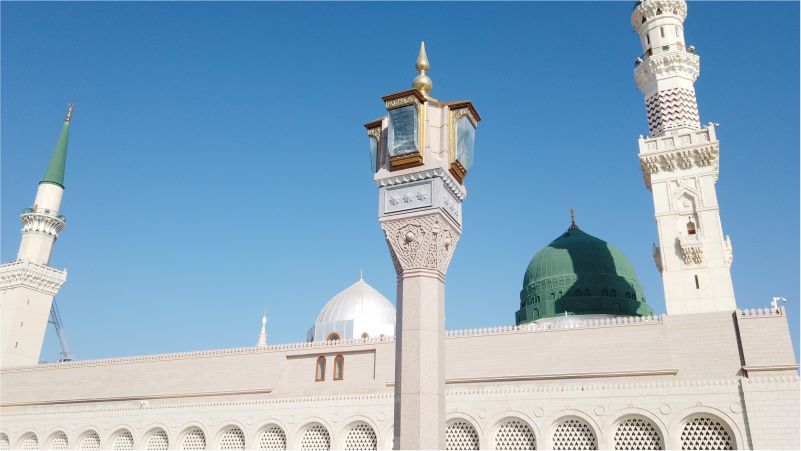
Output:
0,260,67,296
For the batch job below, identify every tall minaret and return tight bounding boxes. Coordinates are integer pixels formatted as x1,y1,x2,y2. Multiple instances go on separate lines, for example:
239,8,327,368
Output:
632,0,736,315
365,43,480,449
0,104,72,367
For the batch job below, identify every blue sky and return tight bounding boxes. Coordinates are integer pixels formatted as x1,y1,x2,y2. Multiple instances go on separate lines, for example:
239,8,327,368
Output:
2,1,798,362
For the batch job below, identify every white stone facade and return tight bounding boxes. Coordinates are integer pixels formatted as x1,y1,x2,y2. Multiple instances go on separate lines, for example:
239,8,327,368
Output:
1,309,798,449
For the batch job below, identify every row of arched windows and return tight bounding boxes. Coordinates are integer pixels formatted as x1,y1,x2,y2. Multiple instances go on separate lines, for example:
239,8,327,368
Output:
315,355,344,382
444,413,735,450
0,422,380,451
0,413,737,451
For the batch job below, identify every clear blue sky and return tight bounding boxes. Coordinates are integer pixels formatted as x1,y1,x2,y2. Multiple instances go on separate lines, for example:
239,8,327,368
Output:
2,1,798,362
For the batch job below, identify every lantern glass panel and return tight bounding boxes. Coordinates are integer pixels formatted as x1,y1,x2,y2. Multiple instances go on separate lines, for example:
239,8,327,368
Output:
369,135,379,172
456,115,476,171
387,105,418,156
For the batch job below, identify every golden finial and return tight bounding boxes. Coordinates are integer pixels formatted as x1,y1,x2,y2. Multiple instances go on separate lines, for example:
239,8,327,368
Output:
65,102,74,123
569,208,579,230
412,41,433,96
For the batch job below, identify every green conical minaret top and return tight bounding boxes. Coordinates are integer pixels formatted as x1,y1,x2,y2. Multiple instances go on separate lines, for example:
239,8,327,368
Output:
40,102,73,188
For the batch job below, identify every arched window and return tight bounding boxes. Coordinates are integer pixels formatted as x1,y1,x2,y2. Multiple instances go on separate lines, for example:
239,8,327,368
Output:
583,288,591,296
79,431,101,450
602,289,609,296
180,428,206,450
343,423,378,451
680,417,734,450
111,430,135,451
326,332,341,341
558,291,563,298
300,425,330,451
315,356,326,382
218,426,245,450
660,27,665,38
145,429,169,450
687,218,697,235
494,419,536,450
611,289,617,297
552,418,597,450
626,292,631,299
49,432,69,450
258,425,286,451
614,417,663,450
334,355,344,381
445,420,479,450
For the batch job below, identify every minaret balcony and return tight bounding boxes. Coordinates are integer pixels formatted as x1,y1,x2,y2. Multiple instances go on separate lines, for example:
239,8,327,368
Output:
21,207,65,222
637,124,719,190
20,207,66,238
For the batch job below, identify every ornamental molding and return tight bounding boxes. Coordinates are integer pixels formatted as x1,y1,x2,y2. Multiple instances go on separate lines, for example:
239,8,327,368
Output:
0,261,67,296
634,51,699,94
7,375,796,419
631,0,688,30
376,167,466,200
20,211,65,239
380,212,460,276
639,144,719,190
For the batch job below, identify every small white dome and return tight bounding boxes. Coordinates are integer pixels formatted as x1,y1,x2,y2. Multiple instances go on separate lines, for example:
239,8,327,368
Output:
307,278,396,342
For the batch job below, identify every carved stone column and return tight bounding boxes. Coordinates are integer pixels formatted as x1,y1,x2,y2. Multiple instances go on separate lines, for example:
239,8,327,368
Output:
381,210,460,450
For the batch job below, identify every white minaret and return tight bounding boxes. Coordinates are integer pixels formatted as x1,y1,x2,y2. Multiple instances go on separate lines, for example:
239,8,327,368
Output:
365,43,480,449
0,104,72,368
632,0,735,315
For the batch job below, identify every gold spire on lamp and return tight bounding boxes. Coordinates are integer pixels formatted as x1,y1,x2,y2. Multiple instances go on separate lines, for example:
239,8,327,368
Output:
412,41,433,98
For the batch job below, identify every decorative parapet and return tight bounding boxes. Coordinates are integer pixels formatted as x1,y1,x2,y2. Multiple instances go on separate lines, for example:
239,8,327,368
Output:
0,260,67,296
631,0,688,30
445,315,664,338
20,208,66,239
0,335,397,373
3,316,667,373
634,50,699,94
737,306,785,318
638,125,719,190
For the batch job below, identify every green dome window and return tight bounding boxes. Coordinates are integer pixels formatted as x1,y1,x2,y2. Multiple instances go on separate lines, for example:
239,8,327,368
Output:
515,213,654,325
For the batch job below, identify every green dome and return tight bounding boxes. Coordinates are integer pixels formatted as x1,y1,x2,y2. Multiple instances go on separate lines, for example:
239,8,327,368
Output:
516,223,653,325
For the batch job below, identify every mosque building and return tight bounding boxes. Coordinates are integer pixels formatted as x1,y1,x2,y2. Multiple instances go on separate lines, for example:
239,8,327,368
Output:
0,1,798,450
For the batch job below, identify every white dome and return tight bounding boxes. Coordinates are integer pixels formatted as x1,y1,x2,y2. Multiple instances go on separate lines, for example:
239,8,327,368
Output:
307,278,396,342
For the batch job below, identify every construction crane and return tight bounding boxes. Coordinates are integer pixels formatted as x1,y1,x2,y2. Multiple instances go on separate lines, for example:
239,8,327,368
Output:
48,299,74,362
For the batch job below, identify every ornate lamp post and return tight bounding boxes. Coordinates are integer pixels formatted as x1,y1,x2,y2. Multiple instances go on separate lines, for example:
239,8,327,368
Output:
364,42,480,449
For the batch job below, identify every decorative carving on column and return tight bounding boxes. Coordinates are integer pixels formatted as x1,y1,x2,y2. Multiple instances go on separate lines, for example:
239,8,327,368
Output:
381,213,460,276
